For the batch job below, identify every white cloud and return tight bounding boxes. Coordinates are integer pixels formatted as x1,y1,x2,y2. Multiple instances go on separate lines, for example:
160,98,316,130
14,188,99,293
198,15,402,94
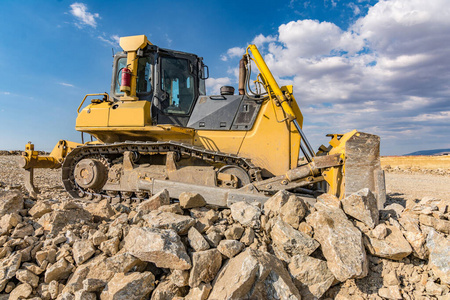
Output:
59,82,75,88
98,34,120,47
221,47,245,62
205,77,231,95
222,0,450,155
251,34,277,48
70,3,100,28
1,91,11,95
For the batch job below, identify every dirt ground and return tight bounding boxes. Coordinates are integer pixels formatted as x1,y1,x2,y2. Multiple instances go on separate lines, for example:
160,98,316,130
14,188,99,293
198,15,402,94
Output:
0,154,449,299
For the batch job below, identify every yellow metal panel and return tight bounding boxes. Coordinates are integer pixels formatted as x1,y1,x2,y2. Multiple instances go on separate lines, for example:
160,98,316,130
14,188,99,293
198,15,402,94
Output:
237,100,301,176
108,101,151,127
76,102,110,127
119,35,151,52
194,131,246,154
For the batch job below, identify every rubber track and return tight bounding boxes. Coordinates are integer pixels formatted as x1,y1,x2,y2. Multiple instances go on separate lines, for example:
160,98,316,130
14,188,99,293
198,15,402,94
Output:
61,141,261,202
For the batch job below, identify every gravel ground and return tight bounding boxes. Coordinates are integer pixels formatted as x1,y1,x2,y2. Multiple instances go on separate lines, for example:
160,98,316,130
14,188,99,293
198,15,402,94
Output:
1,154,449,299
386,173,450,204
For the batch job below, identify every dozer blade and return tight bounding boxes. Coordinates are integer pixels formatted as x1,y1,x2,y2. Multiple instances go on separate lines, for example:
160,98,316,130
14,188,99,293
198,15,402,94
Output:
342,132,386,209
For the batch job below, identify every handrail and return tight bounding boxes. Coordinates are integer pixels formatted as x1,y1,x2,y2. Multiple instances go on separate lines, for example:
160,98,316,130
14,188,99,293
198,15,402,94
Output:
77,93,110,113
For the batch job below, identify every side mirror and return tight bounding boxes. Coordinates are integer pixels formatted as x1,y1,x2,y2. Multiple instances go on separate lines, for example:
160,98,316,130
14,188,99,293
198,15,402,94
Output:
201,64,209,80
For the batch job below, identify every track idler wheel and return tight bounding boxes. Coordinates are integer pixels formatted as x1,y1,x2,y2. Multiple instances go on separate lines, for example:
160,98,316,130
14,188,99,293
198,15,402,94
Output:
73,158,108,191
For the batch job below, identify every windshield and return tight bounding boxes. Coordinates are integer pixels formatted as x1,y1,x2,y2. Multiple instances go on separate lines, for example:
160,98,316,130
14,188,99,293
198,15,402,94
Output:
115,55,154,95
160,56,195,115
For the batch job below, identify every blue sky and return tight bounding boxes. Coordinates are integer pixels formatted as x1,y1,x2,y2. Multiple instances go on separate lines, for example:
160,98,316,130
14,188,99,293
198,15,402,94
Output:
0,0,449,155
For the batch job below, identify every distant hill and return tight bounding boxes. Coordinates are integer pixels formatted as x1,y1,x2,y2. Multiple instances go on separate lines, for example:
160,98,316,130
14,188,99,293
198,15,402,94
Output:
404,149,450,156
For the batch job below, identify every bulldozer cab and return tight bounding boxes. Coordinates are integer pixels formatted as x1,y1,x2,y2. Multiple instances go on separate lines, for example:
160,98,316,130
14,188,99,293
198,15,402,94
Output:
110,45,207,127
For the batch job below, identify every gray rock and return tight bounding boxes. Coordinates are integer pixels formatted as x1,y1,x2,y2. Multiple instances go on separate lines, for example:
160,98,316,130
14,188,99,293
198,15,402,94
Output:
230,201,261,229
399,212,428,259
370,223,388,240
0,213,22,236
224,223,244,240
8,283,32,300
341,188,379,228
124,227,191,270
29,200,53,219
0,252,21,292
100,271,155,300
143,211,195,235
263,190,291,217
179,192,206,209
136,189,170,213
187,227,210,252
0,191,23,215
419,214,450,234
364,225,412,260
306,203,368,282
317,193,341,209
44,258,74,283
288,254,335,299
209,248,301,300
75,290,97,300
72,240,96,265
271,217,319,263
280,195,308,229
15,268,39,287
184,282,211,300
189,249,222,287
217,240,244,258
426,228,450,285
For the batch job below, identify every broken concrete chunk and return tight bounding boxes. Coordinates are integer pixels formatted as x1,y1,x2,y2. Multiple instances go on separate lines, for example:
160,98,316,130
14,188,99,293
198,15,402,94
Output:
100,271,155,300
143,211,195,235
288,254,335,299
306,205,368,282
179,192,206,209
124,227,191,270
189,249,222,287
209,248,301,299
341,188,379,228
230,201,261,229
364,225,412,260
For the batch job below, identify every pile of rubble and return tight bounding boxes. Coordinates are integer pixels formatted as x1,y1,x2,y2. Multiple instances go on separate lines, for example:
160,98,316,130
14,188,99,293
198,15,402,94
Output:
0,185,449,299
383,165,450,176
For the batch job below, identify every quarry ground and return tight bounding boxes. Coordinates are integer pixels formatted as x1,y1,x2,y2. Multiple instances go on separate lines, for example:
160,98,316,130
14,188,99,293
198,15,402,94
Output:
0,154,449,299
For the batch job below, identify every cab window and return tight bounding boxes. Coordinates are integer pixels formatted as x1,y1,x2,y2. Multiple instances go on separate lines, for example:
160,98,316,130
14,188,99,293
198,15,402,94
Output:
160,57,195,115
115,56,154,95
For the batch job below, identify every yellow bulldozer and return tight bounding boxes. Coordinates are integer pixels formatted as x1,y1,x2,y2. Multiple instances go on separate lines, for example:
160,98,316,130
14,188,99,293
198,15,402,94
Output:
20,35,386,208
